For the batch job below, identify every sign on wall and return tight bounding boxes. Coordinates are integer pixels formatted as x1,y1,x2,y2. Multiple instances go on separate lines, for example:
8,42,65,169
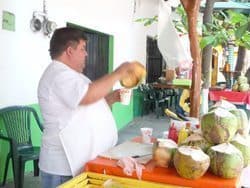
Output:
2,11,15,31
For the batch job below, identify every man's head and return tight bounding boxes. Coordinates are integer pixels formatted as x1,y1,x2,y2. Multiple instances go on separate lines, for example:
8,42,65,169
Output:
49,27,88,72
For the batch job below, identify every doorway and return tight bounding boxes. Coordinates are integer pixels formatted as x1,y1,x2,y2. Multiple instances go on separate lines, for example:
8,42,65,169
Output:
67,23,112,81
146,36,164,83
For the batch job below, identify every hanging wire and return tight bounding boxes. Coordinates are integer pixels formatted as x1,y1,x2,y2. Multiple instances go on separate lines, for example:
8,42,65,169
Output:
43,0,47,15
133,0,137,14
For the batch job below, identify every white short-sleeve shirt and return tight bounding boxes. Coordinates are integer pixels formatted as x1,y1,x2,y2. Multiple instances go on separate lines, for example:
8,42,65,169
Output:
38,60,117,175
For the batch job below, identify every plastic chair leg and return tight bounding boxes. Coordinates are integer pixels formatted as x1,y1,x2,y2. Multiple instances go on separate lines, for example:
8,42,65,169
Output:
155,102,160,118
11,156,21,188
1,153,10,186
161,99,170,116
170,96,173,107
33,159,39,176
141,101,151,117
18,161,25,188
175,95,179,107
141,103,145,117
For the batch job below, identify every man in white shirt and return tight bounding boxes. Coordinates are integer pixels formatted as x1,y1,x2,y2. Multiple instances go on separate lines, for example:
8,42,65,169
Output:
38,27,135,188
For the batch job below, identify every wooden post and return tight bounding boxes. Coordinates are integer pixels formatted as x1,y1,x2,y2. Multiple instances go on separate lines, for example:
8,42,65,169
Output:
180,0,201,118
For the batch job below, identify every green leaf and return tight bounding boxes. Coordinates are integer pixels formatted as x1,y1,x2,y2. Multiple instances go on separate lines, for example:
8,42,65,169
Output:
235,23,249,40
202,25,208,34
134,18,144,22
175,26,183,33
245,43,250,49
216,31,228,44
242,32,250,41
219,10,228,20
227,10,247,25
241,33,250,49
144,20,152,26
153,15,158,21
200,36,215,49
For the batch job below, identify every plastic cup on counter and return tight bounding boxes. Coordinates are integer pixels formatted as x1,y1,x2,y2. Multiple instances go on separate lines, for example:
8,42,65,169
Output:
162,131,169,139
140,127,153,144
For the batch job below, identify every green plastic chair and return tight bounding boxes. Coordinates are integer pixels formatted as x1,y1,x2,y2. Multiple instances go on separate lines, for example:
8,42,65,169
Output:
0,106,43,188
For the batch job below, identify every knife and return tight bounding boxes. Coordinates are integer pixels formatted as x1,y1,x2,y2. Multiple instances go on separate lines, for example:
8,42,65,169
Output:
131,154,152,158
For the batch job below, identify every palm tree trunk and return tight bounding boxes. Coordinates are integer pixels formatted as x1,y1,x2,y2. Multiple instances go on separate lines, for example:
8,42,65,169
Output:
202,0,216,89
200,0,222,115
235,46,246,78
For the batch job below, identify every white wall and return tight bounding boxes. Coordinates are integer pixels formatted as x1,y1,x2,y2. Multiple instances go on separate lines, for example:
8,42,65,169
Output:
0,0,158,107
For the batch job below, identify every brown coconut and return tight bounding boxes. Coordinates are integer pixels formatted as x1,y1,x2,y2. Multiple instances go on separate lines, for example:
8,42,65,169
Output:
120,61,146,88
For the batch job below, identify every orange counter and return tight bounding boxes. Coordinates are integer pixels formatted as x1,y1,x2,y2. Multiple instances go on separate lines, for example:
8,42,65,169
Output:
83,137,246,187
84,156,240,188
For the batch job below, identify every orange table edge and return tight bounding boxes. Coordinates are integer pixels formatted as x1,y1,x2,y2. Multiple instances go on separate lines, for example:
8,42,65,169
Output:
83,157,240,188
83,137,240,188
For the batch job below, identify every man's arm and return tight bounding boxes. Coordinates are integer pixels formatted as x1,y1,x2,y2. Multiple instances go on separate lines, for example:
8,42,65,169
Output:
80,62,133,105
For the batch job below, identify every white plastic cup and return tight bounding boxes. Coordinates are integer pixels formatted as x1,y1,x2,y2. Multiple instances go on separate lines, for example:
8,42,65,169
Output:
120,89,132,105
162,131,169,139
140,127,153,144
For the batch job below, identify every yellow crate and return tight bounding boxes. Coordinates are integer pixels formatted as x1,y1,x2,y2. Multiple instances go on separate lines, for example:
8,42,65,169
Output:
58,172,188,188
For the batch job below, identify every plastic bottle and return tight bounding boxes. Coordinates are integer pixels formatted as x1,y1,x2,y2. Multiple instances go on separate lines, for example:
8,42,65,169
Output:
177,127,188,145
185,122,192,135
168,123,178,143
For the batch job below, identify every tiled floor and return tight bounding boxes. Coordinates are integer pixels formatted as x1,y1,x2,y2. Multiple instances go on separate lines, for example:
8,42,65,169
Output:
1,112,250,188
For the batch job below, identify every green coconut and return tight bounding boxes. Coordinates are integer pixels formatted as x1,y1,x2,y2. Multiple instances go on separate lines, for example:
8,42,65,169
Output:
231,134,250,167
180,133,212,153
209,100,236,112
238,75,248,84
238,83,249,92
174,146,210,179
201,108,238,144
237,74,249,92
153,138,178,167
207,143,244,178
229,108,249,137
